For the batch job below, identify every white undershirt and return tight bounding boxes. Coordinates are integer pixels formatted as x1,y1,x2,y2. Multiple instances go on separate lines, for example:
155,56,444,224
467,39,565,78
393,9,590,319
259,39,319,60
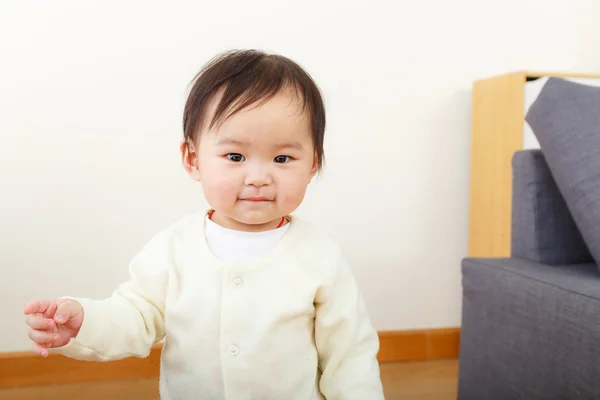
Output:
205,216,290,263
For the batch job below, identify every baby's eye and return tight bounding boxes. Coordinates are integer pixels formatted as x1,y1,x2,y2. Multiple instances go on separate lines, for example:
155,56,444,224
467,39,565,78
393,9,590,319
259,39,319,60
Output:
274,155,291,164
226,153,245,162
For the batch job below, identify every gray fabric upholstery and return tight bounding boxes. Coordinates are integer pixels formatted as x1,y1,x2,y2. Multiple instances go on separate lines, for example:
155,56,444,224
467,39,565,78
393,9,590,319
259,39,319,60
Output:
459,77,600,398
526,77,600,268
458,258,600,399
511,150,592,264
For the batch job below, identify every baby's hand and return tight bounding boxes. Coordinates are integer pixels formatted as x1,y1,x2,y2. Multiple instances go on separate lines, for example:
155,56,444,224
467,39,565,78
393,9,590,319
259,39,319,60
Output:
24,299,84,357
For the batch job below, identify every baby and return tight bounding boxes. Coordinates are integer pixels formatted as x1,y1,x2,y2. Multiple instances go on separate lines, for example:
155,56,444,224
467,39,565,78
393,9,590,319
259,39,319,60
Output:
24,49,384,399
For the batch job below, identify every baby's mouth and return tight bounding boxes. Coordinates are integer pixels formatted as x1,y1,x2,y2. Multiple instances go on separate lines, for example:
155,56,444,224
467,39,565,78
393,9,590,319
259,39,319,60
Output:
240,197,272,202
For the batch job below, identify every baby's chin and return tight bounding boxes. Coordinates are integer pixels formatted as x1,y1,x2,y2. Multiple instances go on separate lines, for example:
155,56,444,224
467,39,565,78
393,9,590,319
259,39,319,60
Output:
230,213,283,229
237,215,280,226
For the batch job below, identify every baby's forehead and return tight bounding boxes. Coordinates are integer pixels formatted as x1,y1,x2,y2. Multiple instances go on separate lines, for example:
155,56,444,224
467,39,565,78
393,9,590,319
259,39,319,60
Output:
213,117,312,146
210,133,309,153
202,106,312,151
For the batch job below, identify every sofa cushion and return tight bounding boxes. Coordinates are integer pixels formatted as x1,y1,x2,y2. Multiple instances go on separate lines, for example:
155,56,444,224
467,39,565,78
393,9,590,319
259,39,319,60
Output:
526,77,600,269
511,150,592,264
459,257,600,399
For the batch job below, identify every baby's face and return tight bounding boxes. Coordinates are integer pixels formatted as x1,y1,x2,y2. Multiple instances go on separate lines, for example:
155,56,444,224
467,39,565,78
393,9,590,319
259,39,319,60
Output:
194,90,317,231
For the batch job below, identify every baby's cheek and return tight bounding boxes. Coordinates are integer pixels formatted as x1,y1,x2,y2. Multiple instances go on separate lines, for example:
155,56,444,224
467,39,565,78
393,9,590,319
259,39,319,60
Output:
203,178,238,205
279,184,309,208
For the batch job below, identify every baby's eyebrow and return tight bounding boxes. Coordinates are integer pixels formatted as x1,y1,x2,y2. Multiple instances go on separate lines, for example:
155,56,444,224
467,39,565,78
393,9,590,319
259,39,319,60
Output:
277,141,304,150
216,138,304,151
215,138,248,147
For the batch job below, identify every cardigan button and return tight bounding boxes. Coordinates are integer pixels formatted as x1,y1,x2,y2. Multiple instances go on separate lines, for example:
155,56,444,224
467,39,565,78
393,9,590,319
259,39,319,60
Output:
229,344,240,356
233,277,243,287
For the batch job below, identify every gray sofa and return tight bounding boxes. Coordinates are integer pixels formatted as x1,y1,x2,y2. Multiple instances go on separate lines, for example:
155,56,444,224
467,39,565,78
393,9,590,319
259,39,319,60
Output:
458,76,600,399
458,149,600,399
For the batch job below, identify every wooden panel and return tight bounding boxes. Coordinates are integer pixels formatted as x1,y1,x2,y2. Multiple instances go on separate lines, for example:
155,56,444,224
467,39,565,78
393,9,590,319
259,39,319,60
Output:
377,328,461,363
0,344,162,388
380,360,458,400
468,71,526,257
377,330,428,363
525,71,600,79
0,328,460,388
0,378,161,400
427,328,460,359
0,360,460,400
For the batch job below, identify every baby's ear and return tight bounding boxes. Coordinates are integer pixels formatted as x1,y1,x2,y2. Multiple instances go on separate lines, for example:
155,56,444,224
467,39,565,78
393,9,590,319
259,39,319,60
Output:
181,140,202,182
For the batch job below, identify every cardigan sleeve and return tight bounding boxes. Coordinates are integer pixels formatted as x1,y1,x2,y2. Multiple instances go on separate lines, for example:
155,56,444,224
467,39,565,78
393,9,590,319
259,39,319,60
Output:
51,233,170,361
314,254,385,399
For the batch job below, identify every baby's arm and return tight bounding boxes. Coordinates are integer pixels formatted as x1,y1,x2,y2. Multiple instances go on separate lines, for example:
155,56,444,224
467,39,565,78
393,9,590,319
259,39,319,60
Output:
314,255,385,400
50,233,169,362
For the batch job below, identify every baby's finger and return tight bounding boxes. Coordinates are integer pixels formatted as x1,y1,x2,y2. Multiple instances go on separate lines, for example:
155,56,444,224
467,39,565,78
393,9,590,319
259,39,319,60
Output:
33,342,49,358
28,328,58,345
26,313,55,330
24,299,51,315
54,300,80,325
43,301,58,319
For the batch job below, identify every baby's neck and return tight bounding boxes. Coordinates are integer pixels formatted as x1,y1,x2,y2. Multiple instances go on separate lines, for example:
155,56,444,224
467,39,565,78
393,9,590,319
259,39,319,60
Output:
207,210,287,232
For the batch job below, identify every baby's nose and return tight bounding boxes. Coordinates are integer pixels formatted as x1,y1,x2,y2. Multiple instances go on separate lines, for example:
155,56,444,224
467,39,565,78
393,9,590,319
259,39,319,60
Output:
244,165,273,187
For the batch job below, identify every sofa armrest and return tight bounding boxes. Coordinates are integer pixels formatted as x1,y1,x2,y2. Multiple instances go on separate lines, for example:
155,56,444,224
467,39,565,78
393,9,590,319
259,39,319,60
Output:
511,150,592,264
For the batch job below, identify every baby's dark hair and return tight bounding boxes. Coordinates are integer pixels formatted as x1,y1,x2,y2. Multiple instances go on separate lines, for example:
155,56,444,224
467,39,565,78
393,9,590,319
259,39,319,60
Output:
182,49,326,170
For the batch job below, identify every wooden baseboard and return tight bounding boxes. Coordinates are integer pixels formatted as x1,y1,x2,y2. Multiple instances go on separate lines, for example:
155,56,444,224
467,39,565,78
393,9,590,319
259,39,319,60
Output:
0,327,460,388
377,327,460,363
